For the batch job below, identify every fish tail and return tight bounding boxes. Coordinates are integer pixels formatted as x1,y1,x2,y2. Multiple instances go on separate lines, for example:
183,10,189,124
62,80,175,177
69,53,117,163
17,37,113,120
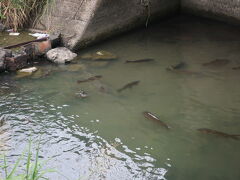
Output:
231,136,240,140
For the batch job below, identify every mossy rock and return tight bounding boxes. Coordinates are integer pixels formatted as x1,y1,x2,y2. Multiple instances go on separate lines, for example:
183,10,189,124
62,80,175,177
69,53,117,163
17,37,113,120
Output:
81,51,117,61
66,64,86,72
30,69,42,78
90,61,110,67
16,67,38,78
31,68,51,79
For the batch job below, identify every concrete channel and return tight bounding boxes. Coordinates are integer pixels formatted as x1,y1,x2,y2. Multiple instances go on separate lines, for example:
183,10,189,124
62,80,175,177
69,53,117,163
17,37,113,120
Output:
33,0,240,51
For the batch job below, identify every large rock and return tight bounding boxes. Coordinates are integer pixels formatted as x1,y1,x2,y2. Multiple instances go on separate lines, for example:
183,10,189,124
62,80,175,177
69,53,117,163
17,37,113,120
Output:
5,53,30,71
0,48,12,72
32,0,240,52
0,23,5,32
22,40,52,58
46,47,77,64
16,67,38,78
0,49,6,72
33,0,179,51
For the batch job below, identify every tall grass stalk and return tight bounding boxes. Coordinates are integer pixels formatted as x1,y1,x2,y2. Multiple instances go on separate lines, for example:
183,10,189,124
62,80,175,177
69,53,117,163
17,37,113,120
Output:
0,0,52,31
0,140,55,180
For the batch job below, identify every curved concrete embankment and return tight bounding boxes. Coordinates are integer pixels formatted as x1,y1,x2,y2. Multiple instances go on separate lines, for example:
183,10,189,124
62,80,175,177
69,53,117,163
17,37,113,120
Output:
181,0,240,24
34,0,179,51
34,0,240,51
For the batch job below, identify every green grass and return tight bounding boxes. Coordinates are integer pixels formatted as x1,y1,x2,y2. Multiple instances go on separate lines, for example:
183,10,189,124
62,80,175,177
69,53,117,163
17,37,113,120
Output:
0,0,53,32
0,140,55,180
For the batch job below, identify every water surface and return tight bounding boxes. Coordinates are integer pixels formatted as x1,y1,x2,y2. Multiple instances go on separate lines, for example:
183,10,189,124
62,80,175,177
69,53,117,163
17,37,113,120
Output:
0,16,240,180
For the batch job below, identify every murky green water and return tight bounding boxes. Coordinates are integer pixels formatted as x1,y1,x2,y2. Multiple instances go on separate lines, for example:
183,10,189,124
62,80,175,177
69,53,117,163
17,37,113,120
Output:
1,16,240,180
0,31,34,47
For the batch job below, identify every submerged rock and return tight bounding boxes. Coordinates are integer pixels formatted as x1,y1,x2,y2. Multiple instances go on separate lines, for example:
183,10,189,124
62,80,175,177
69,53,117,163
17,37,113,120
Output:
93,51,117,61
16,67,38,78
81,50,117,61
66,64,86,72
31,68,45,79
80,53,93,59
31,68,53,79
90,61,110,67
46,47,77,64
19,67,37,73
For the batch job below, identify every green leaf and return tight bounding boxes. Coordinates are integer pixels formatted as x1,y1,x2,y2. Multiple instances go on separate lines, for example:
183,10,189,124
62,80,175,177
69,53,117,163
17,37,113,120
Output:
7,174,25,180
7,150,26,179
26,140,32,179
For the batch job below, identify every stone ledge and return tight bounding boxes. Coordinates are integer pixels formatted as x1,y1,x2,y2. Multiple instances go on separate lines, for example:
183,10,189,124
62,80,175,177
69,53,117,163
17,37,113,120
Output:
181,0,240,24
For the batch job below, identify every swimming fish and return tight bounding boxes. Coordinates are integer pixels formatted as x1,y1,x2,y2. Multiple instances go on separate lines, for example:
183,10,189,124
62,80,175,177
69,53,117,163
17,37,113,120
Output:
166,62,186,71
197,128,240,140
143,111,170,129
117,80,140,92
202,59,230,67
166,62,201,75
125,59,154,63
167,69,201,75
232,66,240,70
77,75,102,83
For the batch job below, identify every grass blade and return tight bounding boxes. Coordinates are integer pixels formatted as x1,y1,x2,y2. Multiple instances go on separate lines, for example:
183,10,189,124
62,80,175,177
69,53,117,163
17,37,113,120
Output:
7,150,25,179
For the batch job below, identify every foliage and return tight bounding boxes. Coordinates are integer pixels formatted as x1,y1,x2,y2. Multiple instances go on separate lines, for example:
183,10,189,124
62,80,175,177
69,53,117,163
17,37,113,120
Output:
0,0,52,31
0,140,55,180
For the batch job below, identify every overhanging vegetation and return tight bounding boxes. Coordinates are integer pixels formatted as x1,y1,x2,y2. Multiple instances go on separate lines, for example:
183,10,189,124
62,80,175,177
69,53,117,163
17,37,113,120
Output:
0,0,53,31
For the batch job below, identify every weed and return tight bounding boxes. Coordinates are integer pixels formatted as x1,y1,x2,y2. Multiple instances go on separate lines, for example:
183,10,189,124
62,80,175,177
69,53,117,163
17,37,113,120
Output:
0,140,55,180
0,0,53,31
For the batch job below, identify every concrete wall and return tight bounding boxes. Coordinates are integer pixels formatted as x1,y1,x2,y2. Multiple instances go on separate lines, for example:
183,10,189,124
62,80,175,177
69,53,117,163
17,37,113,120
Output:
34,0,240,51
34,0,180,51
181,0,240,24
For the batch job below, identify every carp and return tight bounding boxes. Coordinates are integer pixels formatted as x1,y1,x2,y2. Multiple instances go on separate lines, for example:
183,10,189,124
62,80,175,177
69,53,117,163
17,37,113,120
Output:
125,59,154,63
77,75,102,83
143,111,170,129
117,80,140,92
202,59,230,67
166,62,186,71
197,128,240,140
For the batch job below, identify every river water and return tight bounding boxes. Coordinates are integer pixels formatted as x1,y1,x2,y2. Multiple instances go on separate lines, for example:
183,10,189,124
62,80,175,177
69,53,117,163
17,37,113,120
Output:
0,16,240,180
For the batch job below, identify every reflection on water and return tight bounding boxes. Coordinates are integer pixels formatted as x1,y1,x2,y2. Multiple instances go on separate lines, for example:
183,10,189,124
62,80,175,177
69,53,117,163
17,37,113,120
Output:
0,16,240,180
